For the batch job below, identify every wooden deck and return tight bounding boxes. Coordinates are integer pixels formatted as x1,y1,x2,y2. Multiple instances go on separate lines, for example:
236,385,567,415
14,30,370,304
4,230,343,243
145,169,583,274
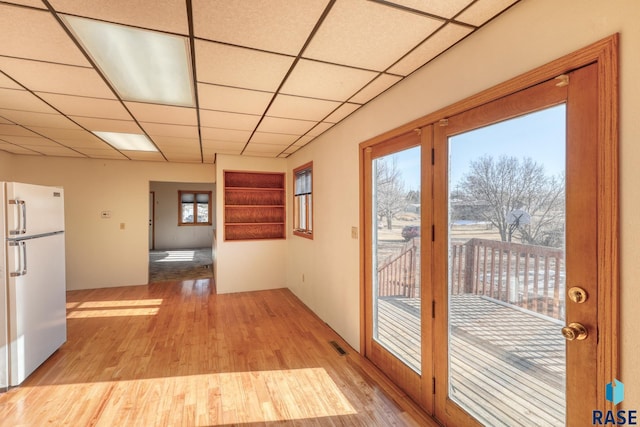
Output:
377,294,566,426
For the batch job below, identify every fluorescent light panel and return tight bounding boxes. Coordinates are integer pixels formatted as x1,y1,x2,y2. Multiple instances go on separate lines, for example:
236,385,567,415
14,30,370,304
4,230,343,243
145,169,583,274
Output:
63,15,194,107
93,131,158,152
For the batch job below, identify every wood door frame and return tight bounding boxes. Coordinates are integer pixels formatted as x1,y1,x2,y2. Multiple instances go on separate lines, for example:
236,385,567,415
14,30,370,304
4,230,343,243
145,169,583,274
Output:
149,190,155,250
361,130,433,410
359,34,618,415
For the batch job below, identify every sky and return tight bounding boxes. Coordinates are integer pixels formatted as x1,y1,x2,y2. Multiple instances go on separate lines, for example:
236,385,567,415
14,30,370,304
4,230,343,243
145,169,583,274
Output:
382,104,567,193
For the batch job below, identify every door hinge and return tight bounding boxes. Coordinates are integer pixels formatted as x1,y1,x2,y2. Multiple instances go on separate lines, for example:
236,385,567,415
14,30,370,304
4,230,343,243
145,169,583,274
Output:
432,300,436,319
432,377,436,394
431,224,435,242
431,148,435,165
438,118,449,126
555,74,569,87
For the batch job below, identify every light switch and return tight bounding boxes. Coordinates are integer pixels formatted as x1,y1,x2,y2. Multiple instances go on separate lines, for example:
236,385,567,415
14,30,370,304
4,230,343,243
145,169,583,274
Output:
351,226,358,239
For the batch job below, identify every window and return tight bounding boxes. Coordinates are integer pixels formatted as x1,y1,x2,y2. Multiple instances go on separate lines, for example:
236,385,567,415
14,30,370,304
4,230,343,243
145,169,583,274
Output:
178,190,212,226
293,162,313,238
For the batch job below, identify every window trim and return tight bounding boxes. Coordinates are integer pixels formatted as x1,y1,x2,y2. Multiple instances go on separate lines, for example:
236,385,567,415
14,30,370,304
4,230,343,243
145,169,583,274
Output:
293,161,313,239
178,190,212,226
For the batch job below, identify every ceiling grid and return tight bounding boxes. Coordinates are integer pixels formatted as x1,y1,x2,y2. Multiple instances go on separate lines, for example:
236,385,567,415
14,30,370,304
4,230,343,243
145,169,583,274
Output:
0,0,519,163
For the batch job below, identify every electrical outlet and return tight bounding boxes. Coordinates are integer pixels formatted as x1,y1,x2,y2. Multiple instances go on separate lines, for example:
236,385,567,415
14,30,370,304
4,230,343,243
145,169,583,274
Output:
101,210,111,219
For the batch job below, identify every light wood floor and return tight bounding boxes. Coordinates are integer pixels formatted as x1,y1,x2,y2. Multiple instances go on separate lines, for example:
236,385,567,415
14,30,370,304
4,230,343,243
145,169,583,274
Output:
0,279,438,426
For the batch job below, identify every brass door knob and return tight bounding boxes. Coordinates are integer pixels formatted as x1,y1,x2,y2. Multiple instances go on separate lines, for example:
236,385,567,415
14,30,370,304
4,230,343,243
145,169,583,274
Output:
561,322,588,341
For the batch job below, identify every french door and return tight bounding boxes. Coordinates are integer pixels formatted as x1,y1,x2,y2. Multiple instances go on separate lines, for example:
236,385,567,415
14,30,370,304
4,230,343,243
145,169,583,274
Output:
362,54,617,427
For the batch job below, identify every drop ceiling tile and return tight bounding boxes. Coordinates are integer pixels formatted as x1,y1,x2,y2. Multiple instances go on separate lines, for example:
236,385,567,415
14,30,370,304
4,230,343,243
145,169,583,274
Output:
192,0,330,55
202,140,245,154
0,5,89,66
324,103,361,123
198,83,273,115
243,143,289,157
200,127,252,143
306,123,334,137
37,92,131,120
32,145,85,157
304,0,444,71
250,132,300,145
455,0,518,26
257,116,316,135
0,134,59,147
140,122,199,139
0,109,77,129
199,110,261,131
196,41,294,92
0,73,23,90
293,135,316,146
389,24,474,76
74,147,127,159
70,117,141,133
0,57,115,99
0,88,58,114
267,94,340,121
3,1,47,9
151,136,201,149
50,0,189,35
52,137,109,149
26,126,106,148
125,151,166,162
163,153,202,163
349,73,403,104
0,123,40,137
0,143,41,155
381,0,474,19
281,59,378,101
125,102,197,126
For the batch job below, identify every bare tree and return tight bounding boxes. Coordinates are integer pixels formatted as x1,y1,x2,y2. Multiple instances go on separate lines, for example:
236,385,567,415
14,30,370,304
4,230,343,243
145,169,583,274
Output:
455,155,565,246
375,157,407,230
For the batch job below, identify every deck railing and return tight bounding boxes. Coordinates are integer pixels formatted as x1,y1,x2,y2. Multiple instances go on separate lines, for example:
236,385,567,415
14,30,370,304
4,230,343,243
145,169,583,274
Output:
377,237,565,320
377,238,419,298
450,238,564,320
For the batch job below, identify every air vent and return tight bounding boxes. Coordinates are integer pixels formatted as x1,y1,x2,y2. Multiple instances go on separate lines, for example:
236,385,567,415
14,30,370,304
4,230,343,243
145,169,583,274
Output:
329,340,347,356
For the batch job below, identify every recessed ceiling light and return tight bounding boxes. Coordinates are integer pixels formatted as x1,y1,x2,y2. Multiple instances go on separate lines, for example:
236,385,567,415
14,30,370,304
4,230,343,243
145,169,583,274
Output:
63,15,195,107
93,131,158,152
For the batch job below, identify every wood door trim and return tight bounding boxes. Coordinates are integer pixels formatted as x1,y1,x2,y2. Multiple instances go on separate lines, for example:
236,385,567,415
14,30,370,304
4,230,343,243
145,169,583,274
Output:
359,33,618,418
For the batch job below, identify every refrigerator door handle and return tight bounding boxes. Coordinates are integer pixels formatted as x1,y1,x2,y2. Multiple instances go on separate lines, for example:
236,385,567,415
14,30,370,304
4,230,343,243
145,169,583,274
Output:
9,241,27,277
8,199,26,235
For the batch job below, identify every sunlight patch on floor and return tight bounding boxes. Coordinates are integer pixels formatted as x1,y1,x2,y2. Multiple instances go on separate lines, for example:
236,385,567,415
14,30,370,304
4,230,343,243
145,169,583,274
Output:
66,299,164,318
151,250,196,262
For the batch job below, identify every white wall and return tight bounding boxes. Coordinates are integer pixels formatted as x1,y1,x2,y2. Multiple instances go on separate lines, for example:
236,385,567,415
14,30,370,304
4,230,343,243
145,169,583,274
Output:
8,155,215,290
215,154,287,294
286,0,640,406
150,181,215,250
0,151,15,180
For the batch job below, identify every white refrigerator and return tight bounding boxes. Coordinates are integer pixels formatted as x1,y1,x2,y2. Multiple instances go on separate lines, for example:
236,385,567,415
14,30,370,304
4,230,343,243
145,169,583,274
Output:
0,182,67,392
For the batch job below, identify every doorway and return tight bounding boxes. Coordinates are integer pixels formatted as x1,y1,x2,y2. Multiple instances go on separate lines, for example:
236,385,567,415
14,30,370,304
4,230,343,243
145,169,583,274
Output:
361,36,618,426
148,181,215,283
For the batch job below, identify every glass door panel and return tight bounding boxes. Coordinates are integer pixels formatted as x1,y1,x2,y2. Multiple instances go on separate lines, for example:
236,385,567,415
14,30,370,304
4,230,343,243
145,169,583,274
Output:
447,105,567,426
372,145,422,373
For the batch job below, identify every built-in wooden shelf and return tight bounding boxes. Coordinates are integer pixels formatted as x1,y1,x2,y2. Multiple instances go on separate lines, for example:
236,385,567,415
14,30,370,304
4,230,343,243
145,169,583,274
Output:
223,171,286,241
